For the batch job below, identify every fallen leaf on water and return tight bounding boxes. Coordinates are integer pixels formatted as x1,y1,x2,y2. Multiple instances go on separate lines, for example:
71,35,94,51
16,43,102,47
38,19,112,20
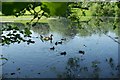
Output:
0,57,8,61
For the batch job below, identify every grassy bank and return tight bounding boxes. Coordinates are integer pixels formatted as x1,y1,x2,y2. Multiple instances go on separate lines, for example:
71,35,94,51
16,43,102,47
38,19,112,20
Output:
0,15,48,23
0,15,92,24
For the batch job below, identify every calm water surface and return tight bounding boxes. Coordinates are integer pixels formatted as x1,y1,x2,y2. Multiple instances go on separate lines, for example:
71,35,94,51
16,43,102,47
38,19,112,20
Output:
1,18,119,78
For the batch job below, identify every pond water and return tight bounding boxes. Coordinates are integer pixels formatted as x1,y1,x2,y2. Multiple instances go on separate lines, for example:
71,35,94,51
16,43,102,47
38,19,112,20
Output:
1,17,120,78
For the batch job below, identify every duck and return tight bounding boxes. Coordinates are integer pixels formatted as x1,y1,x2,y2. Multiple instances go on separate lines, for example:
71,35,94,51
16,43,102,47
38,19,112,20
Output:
50,46,55,50
79,50,85,55
60,52,67,55
40,34,53,41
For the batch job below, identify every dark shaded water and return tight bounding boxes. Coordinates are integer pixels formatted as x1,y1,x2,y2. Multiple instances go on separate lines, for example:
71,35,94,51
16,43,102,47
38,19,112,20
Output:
1,17,119,78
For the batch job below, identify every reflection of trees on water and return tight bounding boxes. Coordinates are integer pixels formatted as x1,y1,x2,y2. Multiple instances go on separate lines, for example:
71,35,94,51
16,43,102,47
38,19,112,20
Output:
28,17,119,39
31,23,50,35
1,22,25,30
48,18,77,38
1,17,119,45
53,57,119,78
77,17,119,37
48,17,119,38
1,23,35,45
1,18,119,78
114,17,120,36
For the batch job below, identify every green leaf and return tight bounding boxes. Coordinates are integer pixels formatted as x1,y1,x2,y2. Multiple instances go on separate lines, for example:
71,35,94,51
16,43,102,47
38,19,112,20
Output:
2,2,31,15
42,2,67,16
0,57,8,61
24,28,32,36
82,11,86,16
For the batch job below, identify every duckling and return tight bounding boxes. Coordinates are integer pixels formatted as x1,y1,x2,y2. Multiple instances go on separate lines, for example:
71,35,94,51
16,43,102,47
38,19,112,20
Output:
58,41,62,44
61,38,66,41
17,68,20,71
55,42,58,45
50,46,55,50
38,73,40,74
60,52,67,55
40,34,53,41
79,50,85,55
109,58,113,63
115,37,118,39
106,59,108,62
11,73,15,75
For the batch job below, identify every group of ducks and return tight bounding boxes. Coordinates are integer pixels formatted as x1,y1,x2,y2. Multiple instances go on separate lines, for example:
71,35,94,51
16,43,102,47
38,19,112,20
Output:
40,34,85,56
40,34,67,55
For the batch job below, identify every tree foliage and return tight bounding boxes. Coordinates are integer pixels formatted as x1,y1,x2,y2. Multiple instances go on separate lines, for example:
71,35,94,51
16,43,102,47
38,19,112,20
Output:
1,2,120,46
2,2,31,15
42,2,68,16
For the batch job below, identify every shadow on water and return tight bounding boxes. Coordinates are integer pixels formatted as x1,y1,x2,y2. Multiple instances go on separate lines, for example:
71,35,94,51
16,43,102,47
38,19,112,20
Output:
1,17,120,78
